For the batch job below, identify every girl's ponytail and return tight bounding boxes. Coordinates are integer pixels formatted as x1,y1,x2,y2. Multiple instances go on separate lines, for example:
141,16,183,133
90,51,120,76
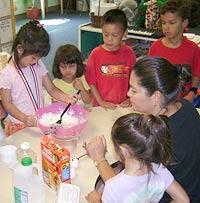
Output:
111,113,174,173
151,115,174,166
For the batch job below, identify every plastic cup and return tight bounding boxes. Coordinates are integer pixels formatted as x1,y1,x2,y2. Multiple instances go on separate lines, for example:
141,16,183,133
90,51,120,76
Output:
0,145,17,165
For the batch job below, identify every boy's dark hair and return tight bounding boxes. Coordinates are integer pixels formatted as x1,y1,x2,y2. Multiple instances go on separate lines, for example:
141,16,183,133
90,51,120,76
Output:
101,9,127,31
12,20,50,67
52,44,84,79
133,56,191,107
160,0,190,21
111,113,173,173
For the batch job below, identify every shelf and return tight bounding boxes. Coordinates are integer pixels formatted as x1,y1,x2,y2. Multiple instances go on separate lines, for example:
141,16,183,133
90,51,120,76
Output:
79,23,158,59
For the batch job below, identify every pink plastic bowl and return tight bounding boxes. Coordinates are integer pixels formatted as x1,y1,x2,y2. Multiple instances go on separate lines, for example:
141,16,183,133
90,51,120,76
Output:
36,103,89,138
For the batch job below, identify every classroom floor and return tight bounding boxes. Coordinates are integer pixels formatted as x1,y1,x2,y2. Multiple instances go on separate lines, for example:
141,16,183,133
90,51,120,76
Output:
15,10,90,77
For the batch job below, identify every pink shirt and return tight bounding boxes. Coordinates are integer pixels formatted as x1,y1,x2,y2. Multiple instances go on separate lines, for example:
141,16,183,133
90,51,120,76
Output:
0,60,48,123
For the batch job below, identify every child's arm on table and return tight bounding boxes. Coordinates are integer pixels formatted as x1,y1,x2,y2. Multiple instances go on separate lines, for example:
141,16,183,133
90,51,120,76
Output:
90,85,117,110
42,73,77,104
73,78,91,104
0,89,36,126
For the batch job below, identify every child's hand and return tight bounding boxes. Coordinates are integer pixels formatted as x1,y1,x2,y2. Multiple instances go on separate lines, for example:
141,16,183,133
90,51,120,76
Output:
25,115,37,127
99,100,117,110
65,94,78,104
85,190,102,203
184,91,195,103
119,98,131,108
84,135,107,162
73,79,84,91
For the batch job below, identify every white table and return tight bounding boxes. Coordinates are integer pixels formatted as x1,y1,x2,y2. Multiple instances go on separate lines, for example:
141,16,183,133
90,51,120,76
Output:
0,107,131,203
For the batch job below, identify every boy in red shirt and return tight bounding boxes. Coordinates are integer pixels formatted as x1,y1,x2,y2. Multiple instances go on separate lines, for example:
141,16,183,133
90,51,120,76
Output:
148,0,200,102
85,9,136,109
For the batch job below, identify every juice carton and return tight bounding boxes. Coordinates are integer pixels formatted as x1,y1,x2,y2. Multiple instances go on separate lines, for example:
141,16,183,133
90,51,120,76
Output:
41,134,70,191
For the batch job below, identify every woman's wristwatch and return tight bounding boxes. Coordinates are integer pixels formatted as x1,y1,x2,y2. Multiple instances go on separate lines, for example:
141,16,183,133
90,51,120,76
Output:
189,87,198,95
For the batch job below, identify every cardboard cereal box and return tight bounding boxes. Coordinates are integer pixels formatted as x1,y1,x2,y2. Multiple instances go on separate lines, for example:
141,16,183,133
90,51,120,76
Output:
41,134,70,190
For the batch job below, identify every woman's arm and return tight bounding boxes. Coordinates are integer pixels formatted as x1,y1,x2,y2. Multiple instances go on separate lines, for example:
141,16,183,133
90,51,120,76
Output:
42,73,77,104
85,135,116,182
166,180,189,203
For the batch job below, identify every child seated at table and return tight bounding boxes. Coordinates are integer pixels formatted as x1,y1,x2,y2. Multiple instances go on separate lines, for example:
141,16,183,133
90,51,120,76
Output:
85,113,189,203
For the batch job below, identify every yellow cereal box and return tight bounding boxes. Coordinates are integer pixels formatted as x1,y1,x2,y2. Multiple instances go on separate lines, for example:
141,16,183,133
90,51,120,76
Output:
41,134,70,190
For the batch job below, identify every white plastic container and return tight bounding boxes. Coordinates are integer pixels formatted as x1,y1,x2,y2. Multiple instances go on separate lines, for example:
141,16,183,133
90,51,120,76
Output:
16,142,37,163
0,145,17,166
13,157,45,203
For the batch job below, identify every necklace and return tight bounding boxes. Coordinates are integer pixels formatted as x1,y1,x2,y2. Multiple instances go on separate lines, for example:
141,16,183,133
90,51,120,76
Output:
12,59,40,111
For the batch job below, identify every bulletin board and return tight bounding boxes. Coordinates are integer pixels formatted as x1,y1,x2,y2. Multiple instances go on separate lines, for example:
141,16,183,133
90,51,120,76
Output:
0,0,15,53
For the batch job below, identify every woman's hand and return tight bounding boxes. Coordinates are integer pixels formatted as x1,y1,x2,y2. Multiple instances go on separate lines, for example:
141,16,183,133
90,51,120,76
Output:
85,190,102,203
84,135,107,162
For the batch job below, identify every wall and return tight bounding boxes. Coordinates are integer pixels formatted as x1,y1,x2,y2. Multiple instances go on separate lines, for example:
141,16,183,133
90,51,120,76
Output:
14,0,59,15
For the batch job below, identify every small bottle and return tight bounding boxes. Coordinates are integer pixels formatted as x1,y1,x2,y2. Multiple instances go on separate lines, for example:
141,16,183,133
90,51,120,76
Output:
16,142,37,163
13,157,45,203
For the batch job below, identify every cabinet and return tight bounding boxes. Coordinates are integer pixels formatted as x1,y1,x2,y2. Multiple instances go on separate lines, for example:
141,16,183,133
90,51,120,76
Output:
78,23,157,59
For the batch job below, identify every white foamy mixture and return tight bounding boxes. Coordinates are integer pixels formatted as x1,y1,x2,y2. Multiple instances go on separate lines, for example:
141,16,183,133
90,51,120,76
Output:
39,112,84,127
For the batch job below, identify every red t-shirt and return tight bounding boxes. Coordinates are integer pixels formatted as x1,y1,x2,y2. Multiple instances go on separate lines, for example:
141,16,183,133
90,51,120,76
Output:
148,37,200,92
148,37,200,76
85,45,136,106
